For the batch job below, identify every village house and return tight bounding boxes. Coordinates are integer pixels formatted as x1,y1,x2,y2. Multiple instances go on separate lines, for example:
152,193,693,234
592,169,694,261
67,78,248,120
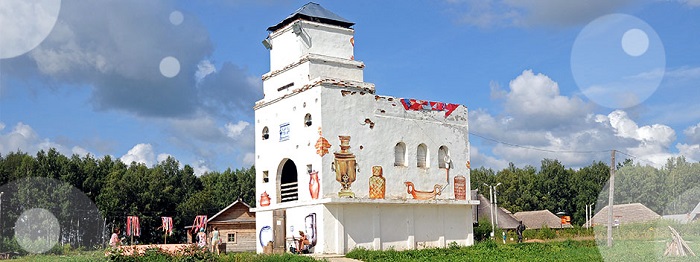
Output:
251,3,478,254
207,200,257,253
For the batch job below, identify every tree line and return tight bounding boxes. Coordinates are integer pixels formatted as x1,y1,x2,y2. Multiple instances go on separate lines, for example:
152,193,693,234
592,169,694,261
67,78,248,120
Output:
471,156,700,227
0,148,255,250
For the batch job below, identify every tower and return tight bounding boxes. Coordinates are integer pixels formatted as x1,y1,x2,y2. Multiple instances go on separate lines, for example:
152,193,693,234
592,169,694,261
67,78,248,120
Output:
253,3,476,255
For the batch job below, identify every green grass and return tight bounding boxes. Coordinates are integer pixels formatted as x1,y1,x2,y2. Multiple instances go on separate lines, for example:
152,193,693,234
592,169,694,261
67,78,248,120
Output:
346,240,603,262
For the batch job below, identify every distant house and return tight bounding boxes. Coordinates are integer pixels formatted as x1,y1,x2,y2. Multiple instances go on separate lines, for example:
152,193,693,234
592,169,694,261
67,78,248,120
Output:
662,202,700,224
514,210,572,229
591,203,660,226
208,199,256,252
473,191,520,230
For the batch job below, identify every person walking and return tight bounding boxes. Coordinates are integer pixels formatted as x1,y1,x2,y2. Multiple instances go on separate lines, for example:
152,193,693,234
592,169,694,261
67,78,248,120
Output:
516,221,526,243
211,227,221,255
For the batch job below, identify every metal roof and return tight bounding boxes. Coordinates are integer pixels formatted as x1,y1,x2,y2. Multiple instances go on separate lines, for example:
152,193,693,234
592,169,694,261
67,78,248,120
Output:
268,2,354,32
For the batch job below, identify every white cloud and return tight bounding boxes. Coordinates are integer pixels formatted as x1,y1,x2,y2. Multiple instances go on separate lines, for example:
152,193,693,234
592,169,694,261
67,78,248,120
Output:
71,146,90,157
469,70,691,169
225,121,250,139
195,59,216,82
448,0,635,27
684,123,700,144
157,153,173,163
0,122,39,154
120,143,156,166
192,159,211,176
679,0,700,7
502,70,590,129
242,152,255,166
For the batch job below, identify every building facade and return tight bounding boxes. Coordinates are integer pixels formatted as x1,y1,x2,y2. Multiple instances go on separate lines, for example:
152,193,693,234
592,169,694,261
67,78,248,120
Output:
252,3,478,254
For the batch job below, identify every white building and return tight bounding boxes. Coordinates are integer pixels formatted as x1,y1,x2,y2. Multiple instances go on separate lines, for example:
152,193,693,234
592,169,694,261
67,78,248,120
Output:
252,3,478,255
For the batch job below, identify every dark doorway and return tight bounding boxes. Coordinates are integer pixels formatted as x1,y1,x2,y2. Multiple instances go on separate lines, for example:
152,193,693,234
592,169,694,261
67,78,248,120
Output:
279,159,298,202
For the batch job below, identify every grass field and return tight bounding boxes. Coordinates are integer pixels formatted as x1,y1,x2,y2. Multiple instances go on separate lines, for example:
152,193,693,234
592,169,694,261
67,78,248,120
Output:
8,238,700,261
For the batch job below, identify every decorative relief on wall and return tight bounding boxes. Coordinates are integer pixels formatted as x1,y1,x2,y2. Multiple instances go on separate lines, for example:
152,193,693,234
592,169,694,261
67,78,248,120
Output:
467,160,471,169
404,182,442,200
332,136,357,198
305,213,317,248
259,225,272,248
260,191,271,207
280,123,290,141
454,175,466,200
400,98,459,117
369,166,385,199
314,127,331,157
309,170,320,199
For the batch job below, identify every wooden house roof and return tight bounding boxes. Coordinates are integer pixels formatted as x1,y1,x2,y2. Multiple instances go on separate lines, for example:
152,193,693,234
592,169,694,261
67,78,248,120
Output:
514,210,572,229
208,199,256,224
591,203,660,226
476,194,521,230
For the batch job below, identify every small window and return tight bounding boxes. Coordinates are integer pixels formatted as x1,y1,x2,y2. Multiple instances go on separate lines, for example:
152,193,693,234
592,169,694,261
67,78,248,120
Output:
417,143,428,168
306,164,312,173
263,171,269,183
304,114,312,127
438,146,450,169
394,142,406,166
228,233,236,243
262,126,269,140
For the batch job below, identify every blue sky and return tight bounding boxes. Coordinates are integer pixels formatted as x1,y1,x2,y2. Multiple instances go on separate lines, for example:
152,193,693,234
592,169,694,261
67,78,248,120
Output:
1,0,700,175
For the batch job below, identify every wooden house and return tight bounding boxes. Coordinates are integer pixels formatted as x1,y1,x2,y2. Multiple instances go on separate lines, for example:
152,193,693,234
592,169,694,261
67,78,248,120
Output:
514,210,573,229
208,199,256,252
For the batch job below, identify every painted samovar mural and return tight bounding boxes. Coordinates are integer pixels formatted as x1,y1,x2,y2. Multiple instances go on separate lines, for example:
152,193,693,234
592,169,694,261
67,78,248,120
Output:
331,136,358,198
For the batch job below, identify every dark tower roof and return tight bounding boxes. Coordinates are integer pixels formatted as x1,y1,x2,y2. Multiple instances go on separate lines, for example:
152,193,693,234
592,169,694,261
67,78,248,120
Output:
267,2,354,32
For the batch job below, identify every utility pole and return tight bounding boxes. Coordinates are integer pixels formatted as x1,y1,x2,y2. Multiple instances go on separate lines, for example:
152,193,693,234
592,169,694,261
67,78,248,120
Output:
494,183,502,230
484,183,494,239
607,150,616,247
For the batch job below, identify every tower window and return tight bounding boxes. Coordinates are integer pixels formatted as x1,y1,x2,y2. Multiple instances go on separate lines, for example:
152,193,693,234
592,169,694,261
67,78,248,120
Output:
304,114,312,127
262,126,269,140
438,146,450,169
417,143,428,168
263,171,269,183
394,142,406,166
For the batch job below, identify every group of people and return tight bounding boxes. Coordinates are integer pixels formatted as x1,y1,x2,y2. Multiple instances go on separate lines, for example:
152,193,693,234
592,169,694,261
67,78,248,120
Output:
197,227,221,255
109,226,223,255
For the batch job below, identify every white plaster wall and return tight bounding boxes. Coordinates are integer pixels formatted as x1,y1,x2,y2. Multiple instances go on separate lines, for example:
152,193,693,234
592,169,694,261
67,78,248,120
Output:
323,203,473,254
262,58,364,101
319,86,471,201
255,211,273,253
270,20,354,72
254,86,324,206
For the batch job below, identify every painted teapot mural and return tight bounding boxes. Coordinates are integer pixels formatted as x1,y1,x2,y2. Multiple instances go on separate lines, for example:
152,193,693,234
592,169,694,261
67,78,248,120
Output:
331,136,358,198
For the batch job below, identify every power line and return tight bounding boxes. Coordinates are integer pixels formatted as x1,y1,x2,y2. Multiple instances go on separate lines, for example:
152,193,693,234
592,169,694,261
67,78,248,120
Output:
468,132,611,154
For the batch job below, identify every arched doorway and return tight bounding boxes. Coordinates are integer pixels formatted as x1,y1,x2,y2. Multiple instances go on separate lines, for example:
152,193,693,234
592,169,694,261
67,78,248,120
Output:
278,159,298,203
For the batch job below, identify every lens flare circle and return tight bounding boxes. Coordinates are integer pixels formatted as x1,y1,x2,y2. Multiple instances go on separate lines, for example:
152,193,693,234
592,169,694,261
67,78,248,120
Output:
571,14,665,109
0,0,62,59
14,208,60,254
159,56,180,78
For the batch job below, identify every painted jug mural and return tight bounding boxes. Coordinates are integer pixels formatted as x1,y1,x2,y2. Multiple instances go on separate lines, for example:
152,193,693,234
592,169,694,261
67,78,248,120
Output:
454,175,466,200
369,166,386,199
332,136,357,198
309,170,320,199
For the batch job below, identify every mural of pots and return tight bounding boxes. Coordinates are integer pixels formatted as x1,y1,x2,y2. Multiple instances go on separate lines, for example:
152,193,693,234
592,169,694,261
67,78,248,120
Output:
454,175,466,200
309,170,320,199
259,226,272,248
369,166,386,199
332,136,357,198
404,182,442,200
260,191,271,207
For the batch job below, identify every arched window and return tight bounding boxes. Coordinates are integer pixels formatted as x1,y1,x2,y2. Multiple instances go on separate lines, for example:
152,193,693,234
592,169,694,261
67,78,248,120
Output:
394,142,406,166
304,113,312,127
262,126,269,140
438,146,450,168
279,159,299,203
417,143,428,168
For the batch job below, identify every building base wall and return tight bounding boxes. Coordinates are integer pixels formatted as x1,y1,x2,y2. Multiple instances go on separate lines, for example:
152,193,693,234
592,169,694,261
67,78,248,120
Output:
255,202,475,254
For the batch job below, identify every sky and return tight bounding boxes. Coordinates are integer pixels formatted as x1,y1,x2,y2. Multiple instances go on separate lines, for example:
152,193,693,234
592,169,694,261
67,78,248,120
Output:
1,0,700,175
